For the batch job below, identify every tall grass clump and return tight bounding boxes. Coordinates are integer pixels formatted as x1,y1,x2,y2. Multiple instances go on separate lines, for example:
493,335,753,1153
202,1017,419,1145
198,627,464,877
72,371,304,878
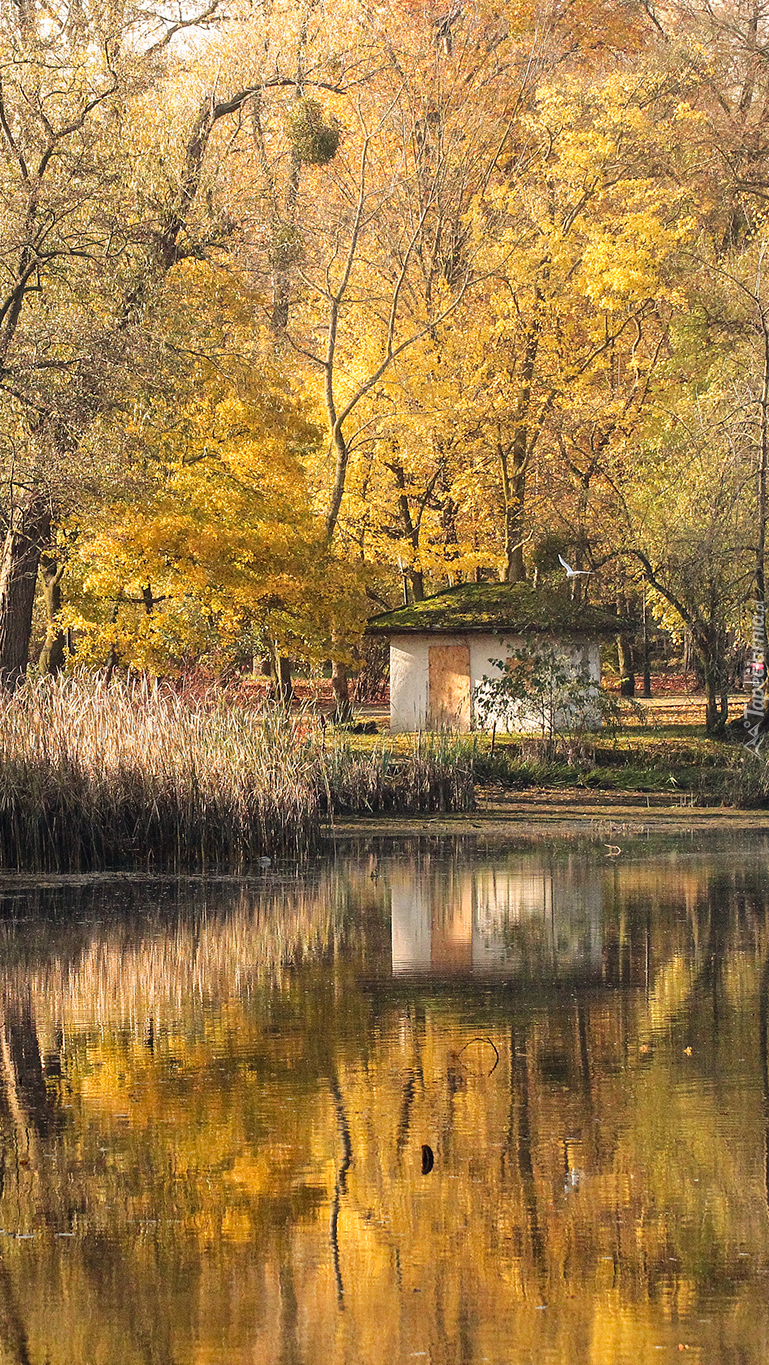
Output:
0,679,476,871
721,750,769,808
0,677,322,871
321,730,475,816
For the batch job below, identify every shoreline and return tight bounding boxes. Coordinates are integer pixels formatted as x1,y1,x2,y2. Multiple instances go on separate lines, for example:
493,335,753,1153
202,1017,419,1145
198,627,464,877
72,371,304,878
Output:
0,792,762,885
324,786,769,840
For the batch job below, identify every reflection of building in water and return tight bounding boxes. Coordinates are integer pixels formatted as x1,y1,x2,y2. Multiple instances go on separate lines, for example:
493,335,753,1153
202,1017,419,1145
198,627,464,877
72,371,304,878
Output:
391,868,473,973
390,859,603,976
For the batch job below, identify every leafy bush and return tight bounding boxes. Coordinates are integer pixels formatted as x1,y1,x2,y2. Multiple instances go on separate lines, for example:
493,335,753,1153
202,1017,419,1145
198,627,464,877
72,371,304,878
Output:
475,643,622,760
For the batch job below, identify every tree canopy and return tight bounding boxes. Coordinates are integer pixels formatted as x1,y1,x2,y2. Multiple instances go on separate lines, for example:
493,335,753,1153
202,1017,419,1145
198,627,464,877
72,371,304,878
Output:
1,0,768,723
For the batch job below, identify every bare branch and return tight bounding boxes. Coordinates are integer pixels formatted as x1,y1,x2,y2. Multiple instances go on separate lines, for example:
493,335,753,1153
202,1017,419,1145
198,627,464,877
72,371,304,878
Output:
144,0,225,58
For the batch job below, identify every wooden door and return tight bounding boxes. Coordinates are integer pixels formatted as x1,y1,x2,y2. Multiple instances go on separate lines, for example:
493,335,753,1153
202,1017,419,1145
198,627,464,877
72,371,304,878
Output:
428,643,471,730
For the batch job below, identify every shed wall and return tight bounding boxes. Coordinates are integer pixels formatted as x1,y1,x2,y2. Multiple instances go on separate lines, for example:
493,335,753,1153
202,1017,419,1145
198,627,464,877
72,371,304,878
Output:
389,632,600,733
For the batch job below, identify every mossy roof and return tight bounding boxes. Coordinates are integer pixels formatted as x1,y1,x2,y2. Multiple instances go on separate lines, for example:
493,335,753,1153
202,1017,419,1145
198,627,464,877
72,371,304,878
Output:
366,582,626,638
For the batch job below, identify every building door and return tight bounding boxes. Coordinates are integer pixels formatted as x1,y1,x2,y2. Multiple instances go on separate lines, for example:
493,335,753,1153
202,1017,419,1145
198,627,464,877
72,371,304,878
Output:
428,644,471,730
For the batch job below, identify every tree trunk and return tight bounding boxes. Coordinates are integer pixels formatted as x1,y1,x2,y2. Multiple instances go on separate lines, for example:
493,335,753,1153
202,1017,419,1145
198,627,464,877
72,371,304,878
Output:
325,421,351,544
641,593,652,698
499,316,541,585
266,640,293,706
104,600,121,685
38,553,66,677
704,672,729,732
407,568,424,602
697,630,729,733
271,149,302,335
331,659,353,723
0,489,50,690
746,292,769,731
442,493,461,575
500,437,527,584
276,656,294,707
616,597,636,697
706,677,729,732
389,462,425,601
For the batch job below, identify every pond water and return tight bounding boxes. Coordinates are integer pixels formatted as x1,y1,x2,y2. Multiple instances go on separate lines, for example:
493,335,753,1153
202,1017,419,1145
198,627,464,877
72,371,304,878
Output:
1,828,769,1365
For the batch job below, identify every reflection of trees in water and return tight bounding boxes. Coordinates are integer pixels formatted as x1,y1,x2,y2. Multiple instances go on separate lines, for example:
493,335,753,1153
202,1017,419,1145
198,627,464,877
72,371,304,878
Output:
0,993,60,1365
0,870,389,1365
0,851,768,1361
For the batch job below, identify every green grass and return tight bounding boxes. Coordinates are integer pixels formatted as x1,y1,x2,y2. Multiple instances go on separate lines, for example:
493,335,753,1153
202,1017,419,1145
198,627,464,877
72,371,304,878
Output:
325,713,752,802
469,727,750,802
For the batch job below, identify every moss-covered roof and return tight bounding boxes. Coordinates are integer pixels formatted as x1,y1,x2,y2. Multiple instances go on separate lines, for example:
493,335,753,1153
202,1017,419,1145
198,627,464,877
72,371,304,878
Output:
366,582,627,637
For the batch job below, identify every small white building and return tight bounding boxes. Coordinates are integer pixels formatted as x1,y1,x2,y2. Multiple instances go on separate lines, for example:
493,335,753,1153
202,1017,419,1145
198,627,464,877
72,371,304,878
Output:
367,583,621,734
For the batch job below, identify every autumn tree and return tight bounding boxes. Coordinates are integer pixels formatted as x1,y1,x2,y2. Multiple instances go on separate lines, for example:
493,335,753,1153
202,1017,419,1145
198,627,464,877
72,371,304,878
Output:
223,0,525,704
14,0,769,701
0,1,235,685
338,55,694,610
0,0,363,688
59,265,364,678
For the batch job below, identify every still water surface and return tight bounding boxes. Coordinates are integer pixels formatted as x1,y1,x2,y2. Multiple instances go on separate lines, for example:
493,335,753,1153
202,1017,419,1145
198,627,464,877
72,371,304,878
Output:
1,829,769,1364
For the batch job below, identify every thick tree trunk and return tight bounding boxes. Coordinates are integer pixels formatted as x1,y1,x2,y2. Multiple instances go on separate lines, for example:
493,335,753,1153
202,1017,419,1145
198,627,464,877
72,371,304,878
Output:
617,637,636,697
500,316,540,586
704,674,729,732
697,629,729,733
407,568,425,602
38,553,66,677
275,656,294,707
331,659,353,723
264,642,293,706
0,489,50,690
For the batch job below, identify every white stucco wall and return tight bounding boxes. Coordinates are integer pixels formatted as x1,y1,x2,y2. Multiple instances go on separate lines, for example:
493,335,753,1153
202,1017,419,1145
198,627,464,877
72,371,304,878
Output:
390,639,430,732
389,632,601,733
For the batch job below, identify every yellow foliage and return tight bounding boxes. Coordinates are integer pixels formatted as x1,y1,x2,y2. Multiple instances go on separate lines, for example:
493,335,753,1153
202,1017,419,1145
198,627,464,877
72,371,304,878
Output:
65,353,364,673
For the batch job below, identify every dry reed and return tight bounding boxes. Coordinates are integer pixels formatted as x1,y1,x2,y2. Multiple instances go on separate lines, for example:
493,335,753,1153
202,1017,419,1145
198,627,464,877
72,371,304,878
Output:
0,678,473,871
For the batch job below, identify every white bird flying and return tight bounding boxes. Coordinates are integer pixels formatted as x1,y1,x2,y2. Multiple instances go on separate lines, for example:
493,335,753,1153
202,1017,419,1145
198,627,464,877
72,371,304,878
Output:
558,553,591,578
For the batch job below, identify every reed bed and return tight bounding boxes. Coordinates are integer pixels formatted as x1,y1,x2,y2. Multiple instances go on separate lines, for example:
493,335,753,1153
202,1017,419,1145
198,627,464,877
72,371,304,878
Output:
321,730,475,816
0,678,473,871
720,749,769,807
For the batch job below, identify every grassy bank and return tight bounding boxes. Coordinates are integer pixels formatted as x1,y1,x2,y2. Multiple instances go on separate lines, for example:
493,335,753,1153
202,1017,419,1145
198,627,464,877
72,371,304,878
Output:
341,716,769,807
0,680,474,872
470,729,767,806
